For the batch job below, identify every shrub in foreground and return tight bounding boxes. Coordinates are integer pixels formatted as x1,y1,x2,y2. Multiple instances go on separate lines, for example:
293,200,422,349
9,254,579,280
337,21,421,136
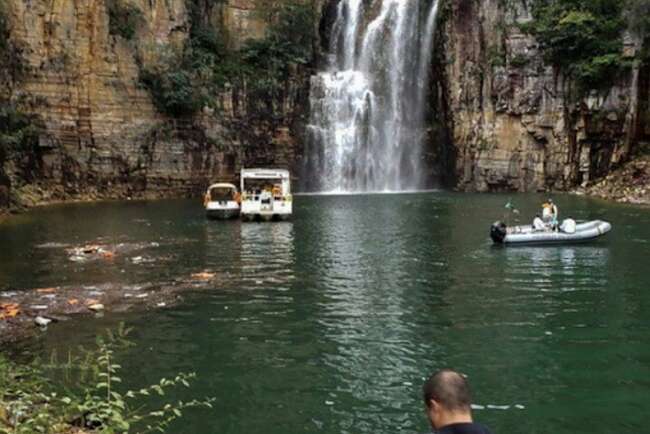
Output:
0,323,214,433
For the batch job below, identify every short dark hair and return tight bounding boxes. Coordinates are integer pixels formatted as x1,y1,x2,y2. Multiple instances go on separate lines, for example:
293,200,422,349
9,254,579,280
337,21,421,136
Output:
422,369,472,412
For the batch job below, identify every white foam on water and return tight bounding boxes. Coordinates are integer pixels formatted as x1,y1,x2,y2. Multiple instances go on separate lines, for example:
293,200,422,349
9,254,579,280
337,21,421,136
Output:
295,189,439,197
472,403,527,411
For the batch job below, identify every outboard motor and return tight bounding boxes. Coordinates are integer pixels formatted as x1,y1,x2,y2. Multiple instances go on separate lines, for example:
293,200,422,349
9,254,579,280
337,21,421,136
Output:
490,221,507,244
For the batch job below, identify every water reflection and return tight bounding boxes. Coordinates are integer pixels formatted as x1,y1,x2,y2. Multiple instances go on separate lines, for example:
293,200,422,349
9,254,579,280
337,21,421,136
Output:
303,195,435,431
502,246,610,292
202,220,243,278
239,222,296,290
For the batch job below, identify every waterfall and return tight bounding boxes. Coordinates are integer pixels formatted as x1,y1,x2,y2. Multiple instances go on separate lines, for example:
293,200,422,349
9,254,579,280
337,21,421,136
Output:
305,0,440,193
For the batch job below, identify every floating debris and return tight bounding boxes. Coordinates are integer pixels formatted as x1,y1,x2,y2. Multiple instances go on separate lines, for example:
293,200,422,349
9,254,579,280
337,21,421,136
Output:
0,303,20,319
82,244,101,254
36,287,57,294
88,304,105,312
191,272,216,281
66,244,115,262
131,255,156,264
34,316,52,327
1,274,226,343
101,251,116,260
36,242,71,249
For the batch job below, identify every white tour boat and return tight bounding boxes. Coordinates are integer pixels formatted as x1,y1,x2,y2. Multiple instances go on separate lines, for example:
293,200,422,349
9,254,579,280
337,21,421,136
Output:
204,183,241,220
240,168,292,221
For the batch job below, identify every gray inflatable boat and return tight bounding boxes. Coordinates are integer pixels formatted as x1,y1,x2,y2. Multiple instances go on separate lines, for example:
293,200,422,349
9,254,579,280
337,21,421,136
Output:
490,220,612,245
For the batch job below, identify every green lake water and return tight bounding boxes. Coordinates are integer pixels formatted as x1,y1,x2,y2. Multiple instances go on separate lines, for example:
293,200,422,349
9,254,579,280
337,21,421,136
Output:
1,192,650,434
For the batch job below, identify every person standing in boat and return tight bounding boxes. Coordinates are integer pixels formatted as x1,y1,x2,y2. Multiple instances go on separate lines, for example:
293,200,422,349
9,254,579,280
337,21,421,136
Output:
542,199,558,229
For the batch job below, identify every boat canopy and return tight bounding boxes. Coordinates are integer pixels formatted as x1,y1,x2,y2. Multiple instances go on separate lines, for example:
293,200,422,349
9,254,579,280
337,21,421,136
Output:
207,183,238,194
240,168,291,194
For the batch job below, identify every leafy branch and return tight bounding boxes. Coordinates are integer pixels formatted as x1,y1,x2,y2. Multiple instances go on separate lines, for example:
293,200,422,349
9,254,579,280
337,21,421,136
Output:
0,323,215,433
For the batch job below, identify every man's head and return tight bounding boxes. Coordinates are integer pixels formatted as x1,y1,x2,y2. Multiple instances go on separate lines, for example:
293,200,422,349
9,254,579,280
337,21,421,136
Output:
548,198,553,204
422,369,473,430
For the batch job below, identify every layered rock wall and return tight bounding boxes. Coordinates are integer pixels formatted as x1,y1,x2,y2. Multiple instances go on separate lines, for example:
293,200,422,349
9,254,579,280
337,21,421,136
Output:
1,0,310,209
1,0,648,213
438,0,650,192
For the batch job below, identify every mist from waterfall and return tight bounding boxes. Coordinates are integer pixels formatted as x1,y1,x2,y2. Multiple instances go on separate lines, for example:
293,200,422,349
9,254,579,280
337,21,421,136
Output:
304,0,440,193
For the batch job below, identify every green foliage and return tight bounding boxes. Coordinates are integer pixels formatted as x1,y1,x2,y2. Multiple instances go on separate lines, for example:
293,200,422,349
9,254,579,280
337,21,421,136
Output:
487,45,506,68
221,1,315,95
0,353,64,433
140,68,200,117
0,0,9,55
0,103,41,164
509,54,530,68
186,0,226,38
107,0,144,41
0,0,27,86
0,323,214,433
140,1,315,116
526,0,630,92
264,2,315,65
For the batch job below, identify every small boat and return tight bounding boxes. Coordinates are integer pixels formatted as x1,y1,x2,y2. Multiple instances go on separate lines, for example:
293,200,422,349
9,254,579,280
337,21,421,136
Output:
204,183,240,220
490,219,612,245
240,168,292,221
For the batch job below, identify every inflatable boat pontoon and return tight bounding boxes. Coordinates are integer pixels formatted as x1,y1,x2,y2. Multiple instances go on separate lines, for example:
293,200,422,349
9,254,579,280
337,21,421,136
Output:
490,220,612,245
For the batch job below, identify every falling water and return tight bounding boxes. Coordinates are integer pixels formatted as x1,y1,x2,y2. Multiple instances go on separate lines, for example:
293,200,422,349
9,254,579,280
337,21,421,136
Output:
304,0,440,193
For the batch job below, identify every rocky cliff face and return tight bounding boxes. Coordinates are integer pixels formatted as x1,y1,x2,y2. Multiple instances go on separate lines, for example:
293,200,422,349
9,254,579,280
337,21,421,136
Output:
1,0,648,214
437,0,650,193
0,0,313,210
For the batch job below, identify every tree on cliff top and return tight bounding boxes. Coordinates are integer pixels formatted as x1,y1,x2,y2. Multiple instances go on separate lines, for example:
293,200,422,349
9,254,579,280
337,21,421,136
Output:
139,1,315,117
527,0,629,91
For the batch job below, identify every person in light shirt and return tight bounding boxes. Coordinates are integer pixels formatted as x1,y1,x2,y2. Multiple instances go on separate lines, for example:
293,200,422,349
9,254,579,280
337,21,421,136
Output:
542,198,559,230
533,213,546,231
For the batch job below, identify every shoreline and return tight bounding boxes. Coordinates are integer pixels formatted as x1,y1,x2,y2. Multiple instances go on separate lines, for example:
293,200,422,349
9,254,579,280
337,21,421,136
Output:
3,188,203,214
1,184,647,222
574,155,650,206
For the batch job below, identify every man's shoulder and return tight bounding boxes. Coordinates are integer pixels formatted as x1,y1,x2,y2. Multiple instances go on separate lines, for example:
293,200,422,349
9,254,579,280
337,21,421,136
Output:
438,422,493,434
